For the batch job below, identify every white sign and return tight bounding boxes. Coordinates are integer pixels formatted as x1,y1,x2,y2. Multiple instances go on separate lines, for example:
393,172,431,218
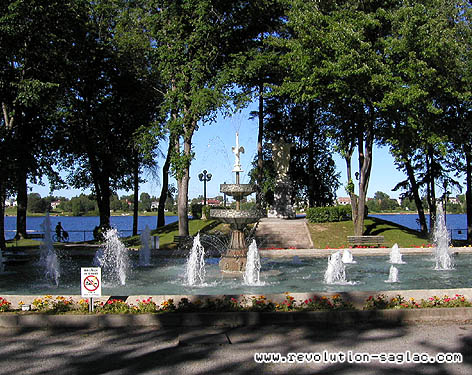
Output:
81,267,102,298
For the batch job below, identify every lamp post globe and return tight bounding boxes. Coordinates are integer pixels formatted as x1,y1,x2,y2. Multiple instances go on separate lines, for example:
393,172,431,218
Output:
199,170,211,206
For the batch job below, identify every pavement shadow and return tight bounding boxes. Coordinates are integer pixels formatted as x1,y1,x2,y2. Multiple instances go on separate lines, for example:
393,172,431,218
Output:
1,309,470,374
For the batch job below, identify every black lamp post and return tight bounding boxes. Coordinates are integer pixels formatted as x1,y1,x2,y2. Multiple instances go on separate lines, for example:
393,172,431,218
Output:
223,181,227,207
443,180,449,226
198,170,212,206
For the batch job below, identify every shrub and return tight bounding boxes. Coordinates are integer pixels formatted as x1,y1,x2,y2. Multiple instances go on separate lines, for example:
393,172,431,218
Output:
250,295,276,312
136,297,158,313
51,296,74,313
306,205,352,223
363,294,472,310
276,294,297,312
78,299,90,313
0,297,11,312
301,295,353,311
160,298,176,312
31,295,74,313
32,295,53,311
97,299,133,314
203,296,242,312
363,294,391,310
419,294,472,308
190,203,203,219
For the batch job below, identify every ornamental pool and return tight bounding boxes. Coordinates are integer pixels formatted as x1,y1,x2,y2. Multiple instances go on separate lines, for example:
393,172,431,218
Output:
1,253,471,295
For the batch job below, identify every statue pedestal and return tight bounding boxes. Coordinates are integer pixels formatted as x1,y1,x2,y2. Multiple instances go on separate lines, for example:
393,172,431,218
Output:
269,140,295,219
219,254,247,273
219,228,247,272
268,180,296,219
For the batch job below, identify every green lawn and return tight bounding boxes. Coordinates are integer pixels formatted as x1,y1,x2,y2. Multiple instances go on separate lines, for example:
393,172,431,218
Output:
123,219,224,248
308,217,431,249
5,238,42,249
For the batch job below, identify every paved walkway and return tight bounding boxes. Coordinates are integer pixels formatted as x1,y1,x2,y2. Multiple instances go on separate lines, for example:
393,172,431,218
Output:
0,321,471,374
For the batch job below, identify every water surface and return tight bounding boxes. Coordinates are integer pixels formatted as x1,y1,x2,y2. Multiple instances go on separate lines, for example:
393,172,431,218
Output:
2,253,470,295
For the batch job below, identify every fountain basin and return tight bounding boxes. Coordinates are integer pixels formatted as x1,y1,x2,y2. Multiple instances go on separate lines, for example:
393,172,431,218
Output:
209,209,260,229
2,253,472,295
219,184,255,199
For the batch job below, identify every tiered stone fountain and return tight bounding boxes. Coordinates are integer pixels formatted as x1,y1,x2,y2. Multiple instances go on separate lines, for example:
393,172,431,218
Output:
210,133,261,273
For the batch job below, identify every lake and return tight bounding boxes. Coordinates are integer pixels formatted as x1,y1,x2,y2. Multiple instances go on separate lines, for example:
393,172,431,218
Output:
4,213,468,242
370,213,468,240
4,215,178,242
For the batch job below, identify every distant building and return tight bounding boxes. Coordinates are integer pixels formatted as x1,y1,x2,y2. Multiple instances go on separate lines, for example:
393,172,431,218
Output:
201,198,222,206
336,197,351,205
51,200,61,209
5,199,17,207
151,201,159,211
448,197,459,205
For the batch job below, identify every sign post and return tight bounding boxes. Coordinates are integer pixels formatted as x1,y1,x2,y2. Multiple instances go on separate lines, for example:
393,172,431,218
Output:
81,267,101,312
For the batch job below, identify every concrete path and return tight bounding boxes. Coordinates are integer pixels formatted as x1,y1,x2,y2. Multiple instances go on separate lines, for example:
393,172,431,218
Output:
0,321,471,374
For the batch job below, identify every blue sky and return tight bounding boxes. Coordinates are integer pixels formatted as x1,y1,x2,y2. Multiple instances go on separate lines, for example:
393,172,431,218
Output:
31,106,440,201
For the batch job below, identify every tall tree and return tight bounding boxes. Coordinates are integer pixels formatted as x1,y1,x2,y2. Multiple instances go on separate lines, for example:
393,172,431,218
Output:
278,0,399,235
382,0,468,232
228,0,287,209
59,0,159,230
149,0,277,235
0,0,85,239
251,95,340,208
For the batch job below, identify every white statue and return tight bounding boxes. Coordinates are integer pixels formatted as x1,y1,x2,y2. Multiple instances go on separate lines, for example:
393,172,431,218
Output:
232,132,245,173
272,139,292,180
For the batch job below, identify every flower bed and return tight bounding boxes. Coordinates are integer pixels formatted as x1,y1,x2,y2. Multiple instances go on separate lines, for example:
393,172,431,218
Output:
0,293,471,314
363,294,472,310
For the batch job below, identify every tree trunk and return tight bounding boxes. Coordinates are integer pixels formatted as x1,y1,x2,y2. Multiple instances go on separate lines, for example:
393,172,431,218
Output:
98,193,111,228
157,134,173,228
132,157,139,237
256,82,264,210
344,145,358,230
465,144,472,243
94,175,111,229
354,119,374,236
15,171,28,239
404,159,428,234
87,149,111,230
176,119,196,236
0,182,6,251
177,171,189,236
425,148,436,231
307,102,316,207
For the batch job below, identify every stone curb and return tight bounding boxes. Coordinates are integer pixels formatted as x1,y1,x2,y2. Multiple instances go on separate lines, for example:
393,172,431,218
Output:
1,307,471,329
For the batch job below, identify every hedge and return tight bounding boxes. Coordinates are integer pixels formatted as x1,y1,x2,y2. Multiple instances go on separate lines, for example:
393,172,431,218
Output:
306,205,352,223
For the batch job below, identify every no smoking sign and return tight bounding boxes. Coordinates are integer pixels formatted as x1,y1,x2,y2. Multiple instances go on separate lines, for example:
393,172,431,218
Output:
81,267,102,297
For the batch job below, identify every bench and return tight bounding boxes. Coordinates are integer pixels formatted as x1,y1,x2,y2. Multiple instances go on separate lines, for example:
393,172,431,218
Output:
27,233,45,239
173,235,194,248
347,235,385,247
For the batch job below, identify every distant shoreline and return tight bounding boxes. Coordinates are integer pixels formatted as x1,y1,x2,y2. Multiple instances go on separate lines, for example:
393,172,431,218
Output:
370,212,465,215
5,213,176,217
370,212,418,215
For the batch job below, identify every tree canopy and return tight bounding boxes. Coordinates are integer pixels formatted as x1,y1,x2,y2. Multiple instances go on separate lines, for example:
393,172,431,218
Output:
2,0,472,246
